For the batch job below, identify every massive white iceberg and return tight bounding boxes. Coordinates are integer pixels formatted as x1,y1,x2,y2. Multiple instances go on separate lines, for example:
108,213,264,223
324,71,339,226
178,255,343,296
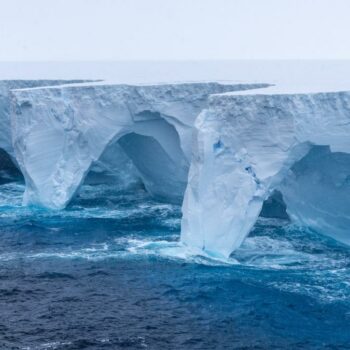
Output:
181,88,350,257
5,79,350,258
11,82,265,209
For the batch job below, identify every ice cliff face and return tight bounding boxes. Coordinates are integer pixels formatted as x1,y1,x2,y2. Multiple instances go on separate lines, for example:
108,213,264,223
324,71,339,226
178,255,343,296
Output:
8,81,350,258
181,90,350,257
11,82,265,209
0,80,87,160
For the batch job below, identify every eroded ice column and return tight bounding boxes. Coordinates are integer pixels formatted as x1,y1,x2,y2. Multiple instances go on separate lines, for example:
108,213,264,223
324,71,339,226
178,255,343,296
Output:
181,91,350,257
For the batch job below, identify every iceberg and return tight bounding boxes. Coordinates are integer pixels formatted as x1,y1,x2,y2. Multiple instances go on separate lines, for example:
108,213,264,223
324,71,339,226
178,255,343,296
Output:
6,79,350,258
181,87,350,257
11,82,265,209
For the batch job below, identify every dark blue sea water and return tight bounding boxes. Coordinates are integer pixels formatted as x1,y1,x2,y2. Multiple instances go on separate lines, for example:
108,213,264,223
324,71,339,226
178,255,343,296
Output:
0,180,350,349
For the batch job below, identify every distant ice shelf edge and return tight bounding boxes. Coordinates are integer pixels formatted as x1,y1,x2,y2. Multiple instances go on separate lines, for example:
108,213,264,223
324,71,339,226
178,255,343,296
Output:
1,80,350,258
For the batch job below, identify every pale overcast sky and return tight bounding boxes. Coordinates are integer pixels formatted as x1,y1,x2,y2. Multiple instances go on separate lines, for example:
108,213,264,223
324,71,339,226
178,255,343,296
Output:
0,0,350,61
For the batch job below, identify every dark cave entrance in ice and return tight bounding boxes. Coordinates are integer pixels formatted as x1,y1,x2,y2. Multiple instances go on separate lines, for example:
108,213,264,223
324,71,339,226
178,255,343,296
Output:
0,148,23,185
260,190,289,220
72,118,189,207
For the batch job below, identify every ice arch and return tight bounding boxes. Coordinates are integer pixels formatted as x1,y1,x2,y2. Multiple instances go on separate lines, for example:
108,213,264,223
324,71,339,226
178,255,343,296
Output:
74,119,189,204
12,82,263,209
16,107,188,209
118,130,188,203
181,90,350,258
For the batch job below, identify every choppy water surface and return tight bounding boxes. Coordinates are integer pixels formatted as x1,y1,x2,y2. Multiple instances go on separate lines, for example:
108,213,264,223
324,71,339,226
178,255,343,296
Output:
0,182,350,349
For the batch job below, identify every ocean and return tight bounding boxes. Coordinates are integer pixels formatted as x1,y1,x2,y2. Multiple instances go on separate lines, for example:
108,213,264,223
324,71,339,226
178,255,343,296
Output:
0,178,349,349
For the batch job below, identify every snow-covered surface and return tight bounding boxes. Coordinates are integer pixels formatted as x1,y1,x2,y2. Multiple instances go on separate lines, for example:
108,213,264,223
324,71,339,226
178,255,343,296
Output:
219,84,350,95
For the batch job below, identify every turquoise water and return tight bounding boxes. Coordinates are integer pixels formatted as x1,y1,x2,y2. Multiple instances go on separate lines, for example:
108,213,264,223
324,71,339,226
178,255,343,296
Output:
0,181,350,349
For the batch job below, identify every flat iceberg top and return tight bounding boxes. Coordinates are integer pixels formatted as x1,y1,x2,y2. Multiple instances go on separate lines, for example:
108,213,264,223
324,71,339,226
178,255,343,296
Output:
3,61,350,97
215,83,350,97
0,79,93,95
11,81,267,93
11,80,350,97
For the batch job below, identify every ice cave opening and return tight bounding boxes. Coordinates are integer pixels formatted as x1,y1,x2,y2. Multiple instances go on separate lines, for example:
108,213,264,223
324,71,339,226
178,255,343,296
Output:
257,144,350,226
0,148,23,185
71,138,350,252
246,144,350,251
237,143,350,249
259,190,289,220
277,145,350,246
72,120,189,207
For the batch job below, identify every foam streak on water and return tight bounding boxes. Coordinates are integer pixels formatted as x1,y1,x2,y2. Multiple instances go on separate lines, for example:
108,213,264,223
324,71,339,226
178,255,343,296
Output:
0,182,350,349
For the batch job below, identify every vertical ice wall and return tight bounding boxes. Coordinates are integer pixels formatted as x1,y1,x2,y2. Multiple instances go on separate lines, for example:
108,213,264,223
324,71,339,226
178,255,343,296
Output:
0,80,89,183
181,90,350,257
0,80,88,159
